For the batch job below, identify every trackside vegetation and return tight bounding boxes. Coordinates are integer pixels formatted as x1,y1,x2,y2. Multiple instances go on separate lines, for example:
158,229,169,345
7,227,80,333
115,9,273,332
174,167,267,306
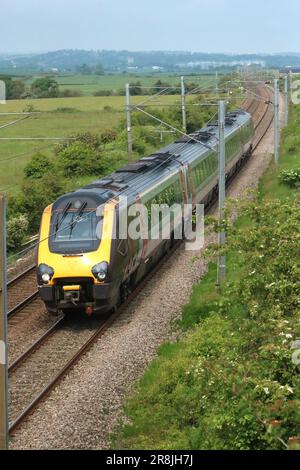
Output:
114,104,300,450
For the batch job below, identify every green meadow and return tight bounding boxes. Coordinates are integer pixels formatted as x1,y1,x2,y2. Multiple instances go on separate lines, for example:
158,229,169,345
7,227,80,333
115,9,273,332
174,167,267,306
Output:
0,94,184,194
22,73,216,96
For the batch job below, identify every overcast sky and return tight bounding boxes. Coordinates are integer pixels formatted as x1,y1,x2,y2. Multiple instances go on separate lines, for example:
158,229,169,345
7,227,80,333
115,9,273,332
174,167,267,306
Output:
1,0,300,54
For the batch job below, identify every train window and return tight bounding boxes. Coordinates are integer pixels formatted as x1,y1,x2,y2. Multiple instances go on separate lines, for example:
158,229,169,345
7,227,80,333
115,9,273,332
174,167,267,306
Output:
49,210,102,254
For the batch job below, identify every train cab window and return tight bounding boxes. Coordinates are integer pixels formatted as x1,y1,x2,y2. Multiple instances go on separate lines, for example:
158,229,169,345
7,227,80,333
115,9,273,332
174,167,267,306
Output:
49,208,103,254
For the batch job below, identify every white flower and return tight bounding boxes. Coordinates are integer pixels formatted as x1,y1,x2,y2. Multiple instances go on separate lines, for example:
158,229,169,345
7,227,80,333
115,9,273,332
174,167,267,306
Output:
263,387,270,395
285,334,293,339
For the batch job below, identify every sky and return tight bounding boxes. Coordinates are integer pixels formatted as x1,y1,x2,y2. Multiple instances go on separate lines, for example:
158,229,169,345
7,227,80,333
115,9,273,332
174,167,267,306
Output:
1,0,300,54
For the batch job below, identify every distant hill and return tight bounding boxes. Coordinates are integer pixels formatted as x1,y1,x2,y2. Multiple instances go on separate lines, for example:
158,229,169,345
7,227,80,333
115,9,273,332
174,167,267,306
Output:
1,49,300,74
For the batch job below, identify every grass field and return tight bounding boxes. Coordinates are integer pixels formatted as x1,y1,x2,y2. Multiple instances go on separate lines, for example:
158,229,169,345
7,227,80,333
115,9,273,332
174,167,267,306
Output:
0,94,184,194
22,73,216,96
0,72,220,194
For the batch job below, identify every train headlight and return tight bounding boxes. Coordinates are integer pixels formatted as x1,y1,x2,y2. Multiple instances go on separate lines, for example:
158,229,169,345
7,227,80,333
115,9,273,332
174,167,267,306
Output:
92,262,108,282
38,263,54,285
42,273,51,283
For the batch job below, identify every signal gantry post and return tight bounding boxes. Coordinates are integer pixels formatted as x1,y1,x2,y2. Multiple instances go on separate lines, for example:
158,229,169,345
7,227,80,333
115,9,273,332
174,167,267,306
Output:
217,100,226,285
0,194,8,450
284,75,289,127
274,79,279,164
181,76,187,133
125,83,133,162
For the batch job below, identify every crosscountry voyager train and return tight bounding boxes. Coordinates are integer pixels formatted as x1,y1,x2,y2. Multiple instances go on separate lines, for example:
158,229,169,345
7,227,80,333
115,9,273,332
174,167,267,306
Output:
37,109,254,315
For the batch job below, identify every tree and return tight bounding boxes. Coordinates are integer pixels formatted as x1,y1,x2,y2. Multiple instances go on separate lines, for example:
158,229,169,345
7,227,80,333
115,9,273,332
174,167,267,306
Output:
31,77,59,98
0,76,25,99
94,63,104,75
76,64,92,74
129,81,142,96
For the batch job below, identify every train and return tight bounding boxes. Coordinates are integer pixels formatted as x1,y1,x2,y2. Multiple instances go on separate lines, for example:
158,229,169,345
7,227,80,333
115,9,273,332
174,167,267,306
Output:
37,109,254,315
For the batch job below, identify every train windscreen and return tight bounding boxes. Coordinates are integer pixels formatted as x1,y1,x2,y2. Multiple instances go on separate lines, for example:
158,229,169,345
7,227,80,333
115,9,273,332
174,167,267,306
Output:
49,204,103,254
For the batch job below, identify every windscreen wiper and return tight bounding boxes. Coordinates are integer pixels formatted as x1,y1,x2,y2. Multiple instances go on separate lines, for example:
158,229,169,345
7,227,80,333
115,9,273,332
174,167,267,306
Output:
68,202,88,239
55,201,72,235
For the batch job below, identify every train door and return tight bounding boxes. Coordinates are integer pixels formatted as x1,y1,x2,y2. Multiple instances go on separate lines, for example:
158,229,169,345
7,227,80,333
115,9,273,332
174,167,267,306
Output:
179,164,193,205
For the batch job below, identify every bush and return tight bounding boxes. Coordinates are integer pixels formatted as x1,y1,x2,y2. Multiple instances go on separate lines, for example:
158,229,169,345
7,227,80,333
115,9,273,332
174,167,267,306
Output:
52,107,81,113
24,153,54,179
103,105,114,112
279,169,300,188
59,89,83,97
57,141,104,177
22,104,37,113
54,132,102,155
7,214,29,249
93,89,113,96
100,128,117,144
21,173,67,230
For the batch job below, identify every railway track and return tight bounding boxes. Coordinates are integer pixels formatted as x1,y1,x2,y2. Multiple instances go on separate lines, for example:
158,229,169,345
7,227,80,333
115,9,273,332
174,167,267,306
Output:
8,239,182,435
8,84,275,436
7,265,38,318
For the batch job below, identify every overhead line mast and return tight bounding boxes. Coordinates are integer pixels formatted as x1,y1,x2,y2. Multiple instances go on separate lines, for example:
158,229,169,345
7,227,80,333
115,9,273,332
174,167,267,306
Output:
0,194,8,450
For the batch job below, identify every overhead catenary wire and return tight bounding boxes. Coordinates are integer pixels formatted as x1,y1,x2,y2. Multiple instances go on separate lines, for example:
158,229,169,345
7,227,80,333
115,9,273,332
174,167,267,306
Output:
7,101,226,262
0,115,31,130
6,74,269,261
0,142,57,165
0,137,76,141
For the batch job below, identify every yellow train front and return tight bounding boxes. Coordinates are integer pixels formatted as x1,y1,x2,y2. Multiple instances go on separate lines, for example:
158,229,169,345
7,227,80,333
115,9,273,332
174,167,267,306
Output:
37,191,123,315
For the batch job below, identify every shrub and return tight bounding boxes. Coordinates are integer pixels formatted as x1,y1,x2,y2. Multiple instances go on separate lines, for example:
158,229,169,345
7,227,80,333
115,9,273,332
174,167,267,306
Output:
100,128,118,144
52,107,81,113
279,169,300,188
103,105,114,112
22,104,37,113
59,89,83,97
93,89,113,96
57,141,104,177
20,173,67,230
7,214,29,249
54,132,102,156
24,153,54,179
